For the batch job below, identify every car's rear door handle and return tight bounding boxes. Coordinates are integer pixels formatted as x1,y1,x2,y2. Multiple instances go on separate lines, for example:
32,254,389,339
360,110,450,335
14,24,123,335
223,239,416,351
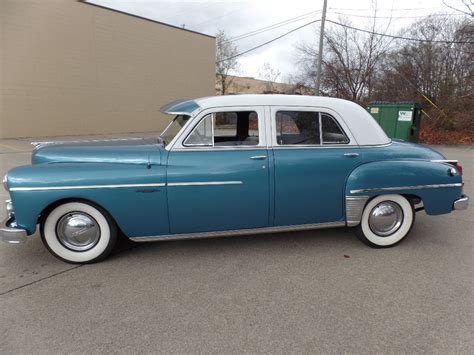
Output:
344,153,359,158
250,155,267,160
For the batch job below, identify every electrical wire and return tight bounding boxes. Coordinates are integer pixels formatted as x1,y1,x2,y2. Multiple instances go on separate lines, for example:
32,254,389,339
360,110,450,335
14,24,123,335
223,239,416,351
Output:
328,11,465,19
326,19,474,44
217,19,321,63
227,10,321,42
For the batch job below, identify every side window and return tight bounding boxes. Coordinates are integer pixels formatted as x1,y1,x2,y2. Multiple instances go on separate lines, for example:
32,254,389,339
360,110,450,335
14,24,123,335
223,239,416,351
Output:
214,111,259,146
321,114,349,144
184,114,212,146
185,111,259,147
276,111,320,145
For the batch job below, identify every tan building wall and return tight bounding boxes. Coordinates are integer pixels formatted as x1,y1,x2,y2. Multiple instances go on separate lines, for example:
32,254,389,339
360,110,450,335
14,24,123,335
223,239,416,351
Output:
0,0,215,138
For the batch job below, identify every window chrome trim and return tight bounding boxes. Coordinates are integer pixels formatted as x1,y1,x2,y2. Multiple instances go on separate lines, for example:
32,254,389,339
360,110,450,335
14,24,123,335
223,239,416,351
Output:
167,181,243,187
171,146,267,152
270,106,357,147
130,221,346,242
350,183,463,194
9,183,166,192
176,107,265,150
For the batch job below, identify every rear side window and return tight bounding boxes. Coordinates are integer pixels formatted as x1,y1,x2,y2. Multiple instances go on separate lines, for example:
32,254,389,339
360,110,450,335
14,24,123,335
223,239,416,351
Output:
276,111,349,145
276,111,320,145
321,114,349,144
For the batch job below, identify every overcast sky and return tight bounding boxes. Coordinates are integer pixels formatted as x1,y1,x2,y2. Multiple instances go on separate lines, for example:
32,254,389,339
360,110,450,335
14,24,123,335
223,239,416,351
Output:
88,0,468,81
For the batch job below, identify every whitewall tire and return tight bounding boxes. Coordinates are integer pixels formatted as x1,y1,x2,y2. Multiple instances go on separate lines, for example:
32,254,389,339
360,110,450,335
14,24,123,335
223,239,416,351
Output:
355,194,415,248
41,201,117,263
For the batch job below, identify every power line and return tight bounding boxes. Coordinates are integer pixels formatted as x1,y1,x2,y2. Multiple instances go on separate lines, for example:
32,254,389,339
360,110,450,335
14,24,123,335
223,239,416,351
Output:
328,11,466,19
217,19,321,63
326,19,474,44
328,6,447,12
227,10,321,42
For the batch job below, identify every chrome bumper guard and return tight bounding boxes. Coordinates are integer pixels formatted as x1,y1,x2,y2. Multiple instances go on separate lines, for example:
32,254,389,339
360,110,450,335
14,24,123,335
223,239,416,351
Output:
0,216,27,244
453,195,469,211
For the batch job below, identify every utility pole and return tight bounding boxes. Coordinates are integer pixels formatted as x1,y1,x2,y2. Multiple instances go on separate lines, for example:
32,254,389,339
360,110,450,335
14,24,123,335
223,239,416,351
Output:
315,0,327,96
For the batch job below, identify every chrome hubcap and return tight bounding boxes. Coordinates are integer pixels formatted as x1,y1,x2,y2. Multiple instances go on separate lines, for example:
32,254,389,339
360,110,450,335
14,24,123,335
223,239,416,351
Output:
368,201,403,237
56,212,100,251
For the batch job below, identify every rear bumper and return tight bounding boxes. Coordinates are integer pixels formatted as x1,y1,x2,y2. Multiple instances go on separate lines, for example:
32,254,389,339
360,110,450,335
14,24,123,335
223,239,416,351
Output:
0,216,27,244
453,195,469,211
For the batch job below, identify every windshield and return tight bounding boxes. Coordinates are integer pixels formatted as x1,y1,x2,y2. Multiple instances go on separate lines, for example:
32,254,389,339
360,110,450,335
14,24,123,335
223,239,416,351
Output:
160,115,191,146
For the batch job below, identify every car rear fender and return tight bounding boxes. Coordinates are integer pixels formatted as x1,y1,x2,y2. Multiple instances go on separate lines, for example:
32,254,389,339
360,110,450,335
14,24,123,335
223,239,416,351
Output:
345,160,463,223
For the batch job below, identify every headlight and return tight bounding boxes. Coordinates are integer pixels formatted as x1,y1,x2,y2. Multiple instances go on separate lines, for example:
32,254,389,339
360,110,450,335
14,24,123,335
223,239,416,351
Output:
3,174,8,191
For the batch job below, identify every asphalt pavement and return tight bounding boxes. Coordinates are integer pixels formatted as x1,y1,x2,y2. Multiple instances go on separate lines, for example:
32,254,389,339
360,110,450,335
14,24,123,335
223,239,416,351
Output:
0,137,472,353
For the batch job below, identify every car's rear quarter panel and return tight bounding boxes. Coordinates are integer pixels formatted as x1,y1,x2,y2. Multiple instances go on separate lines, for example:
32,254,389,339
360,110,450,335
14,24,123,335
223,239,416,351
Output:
346,160,463,215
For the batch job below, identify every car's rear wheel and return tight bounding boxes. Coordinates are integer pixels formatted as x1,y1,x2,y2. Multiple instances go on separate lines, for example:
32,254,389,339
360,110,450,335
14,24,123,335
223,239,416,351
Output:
40,201,117,263
355,194,415,248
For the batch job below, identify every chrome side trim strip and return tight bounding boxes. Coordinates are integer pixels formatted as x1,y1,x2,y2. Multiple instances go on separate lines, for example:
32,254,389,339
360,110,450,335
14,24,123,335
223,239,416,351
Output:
350,183,463,194
10,183,166,192
31,138,144,149
431,159,458,164
10,181,243,191
167,181,243,187
345,196,369,227
130,221,346,242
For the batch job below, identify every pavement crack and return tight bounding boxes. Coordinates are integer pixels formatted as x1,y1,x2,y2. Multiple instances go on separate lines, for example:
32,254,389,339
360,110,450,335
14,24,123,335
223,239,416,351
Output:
0,265,83,296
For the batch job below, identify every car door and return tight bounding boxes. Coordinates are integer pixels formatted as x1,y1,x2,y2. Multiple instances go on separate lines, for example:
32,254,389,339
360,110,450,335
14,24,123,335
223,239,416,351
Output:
270,106,361,226
166,106,270,234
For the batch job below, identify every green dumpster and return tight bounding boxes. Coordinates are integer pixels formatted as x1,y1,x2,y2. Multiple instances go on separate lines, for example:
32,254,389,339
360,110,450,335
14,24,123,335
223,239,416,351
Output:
367,102,422,142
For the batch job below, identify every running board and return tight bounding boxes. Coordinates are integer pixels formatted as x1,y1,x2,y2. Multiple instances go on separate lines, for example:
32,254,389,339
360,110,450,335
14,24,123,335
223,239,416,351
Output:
129,221,346,242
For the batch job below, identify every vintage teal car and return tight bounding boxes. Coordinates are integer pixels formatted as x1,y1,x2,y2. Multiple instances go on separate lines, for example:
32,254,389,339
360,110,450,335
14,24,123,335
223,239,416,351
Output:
1,95,469,263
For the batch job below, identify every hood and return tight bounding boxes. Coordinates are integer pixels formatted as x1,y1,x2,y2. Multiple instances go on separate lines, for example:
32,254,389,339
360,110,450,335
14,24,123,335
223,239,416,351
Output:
31,138,162,165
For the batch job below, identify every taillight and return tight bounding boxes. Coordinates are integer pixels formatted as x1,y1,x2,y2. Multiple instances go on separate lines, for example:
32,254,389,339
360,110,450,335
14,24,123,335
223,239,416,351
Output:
456,163,463,176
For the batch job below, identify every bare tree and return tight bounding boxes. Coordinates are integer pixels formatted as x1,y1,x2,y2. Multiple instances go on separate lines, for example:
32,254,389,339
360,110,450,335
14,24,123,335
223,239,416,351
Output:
296,6,393,103
374,15,473,131
216,30,240,95
443,0,473,17
259,62,282,93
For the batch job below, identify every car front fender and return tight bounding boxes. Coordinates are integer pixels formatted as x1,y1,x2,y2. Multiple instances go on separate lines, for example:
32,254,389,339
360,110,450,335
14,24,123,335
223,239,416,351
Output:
5,163,169,237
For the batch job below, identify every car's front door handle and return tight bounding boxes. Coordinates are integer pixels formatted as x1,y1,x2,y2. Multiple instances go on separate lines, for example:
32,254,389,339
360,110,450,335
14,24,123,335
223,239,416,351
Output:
250,155,267,160
344,153,359,158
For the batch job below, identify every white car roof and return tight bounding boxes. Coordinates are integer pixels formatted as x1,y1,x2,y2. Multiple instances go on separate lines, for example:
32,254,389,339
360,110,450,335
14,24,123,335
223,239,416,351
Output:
164,95,391,146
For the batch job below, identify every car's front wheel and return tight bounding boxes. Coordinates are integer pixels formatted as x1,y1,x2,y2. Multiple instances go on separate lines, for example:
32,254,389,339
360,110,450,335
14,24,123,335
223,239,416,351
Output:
40,201,117,263
355,194,415,248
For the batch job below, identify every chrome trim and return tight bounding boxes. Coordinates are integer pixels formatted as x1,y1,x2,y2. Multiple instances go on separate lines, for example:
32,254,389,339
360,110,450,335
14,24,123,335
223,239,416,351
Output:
130,221,346,242
431,159,458,164
345,196,369,227
172,146,265,152
368,201,403,236
453,195,469,210
167,181,243,187
0,217,27,244
31,138,144,150
344,153,359,158
56,212,101,251
250,155,267,160
9,183,166,192
3,174,8,191
350,183,463,194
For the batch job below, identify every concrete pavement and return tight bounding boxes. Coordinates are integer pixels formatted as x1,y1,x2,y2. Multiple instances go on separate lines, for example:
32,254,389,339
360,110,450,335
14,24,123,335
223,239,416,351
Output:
0,138,472,353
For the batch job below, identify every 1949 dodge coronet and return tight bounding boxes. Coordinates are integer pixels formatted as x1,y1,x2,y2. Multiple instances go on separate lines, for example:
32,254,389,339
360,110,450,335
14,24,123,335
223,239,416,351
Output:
1,95,469,263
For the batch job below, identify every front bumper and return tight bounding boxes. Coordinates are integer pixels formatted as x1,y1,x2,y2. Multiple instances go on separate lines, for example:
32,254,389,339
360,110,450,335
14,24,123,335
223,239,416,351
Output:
453,195,469,211
1,198,28,244
0,216,27,244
